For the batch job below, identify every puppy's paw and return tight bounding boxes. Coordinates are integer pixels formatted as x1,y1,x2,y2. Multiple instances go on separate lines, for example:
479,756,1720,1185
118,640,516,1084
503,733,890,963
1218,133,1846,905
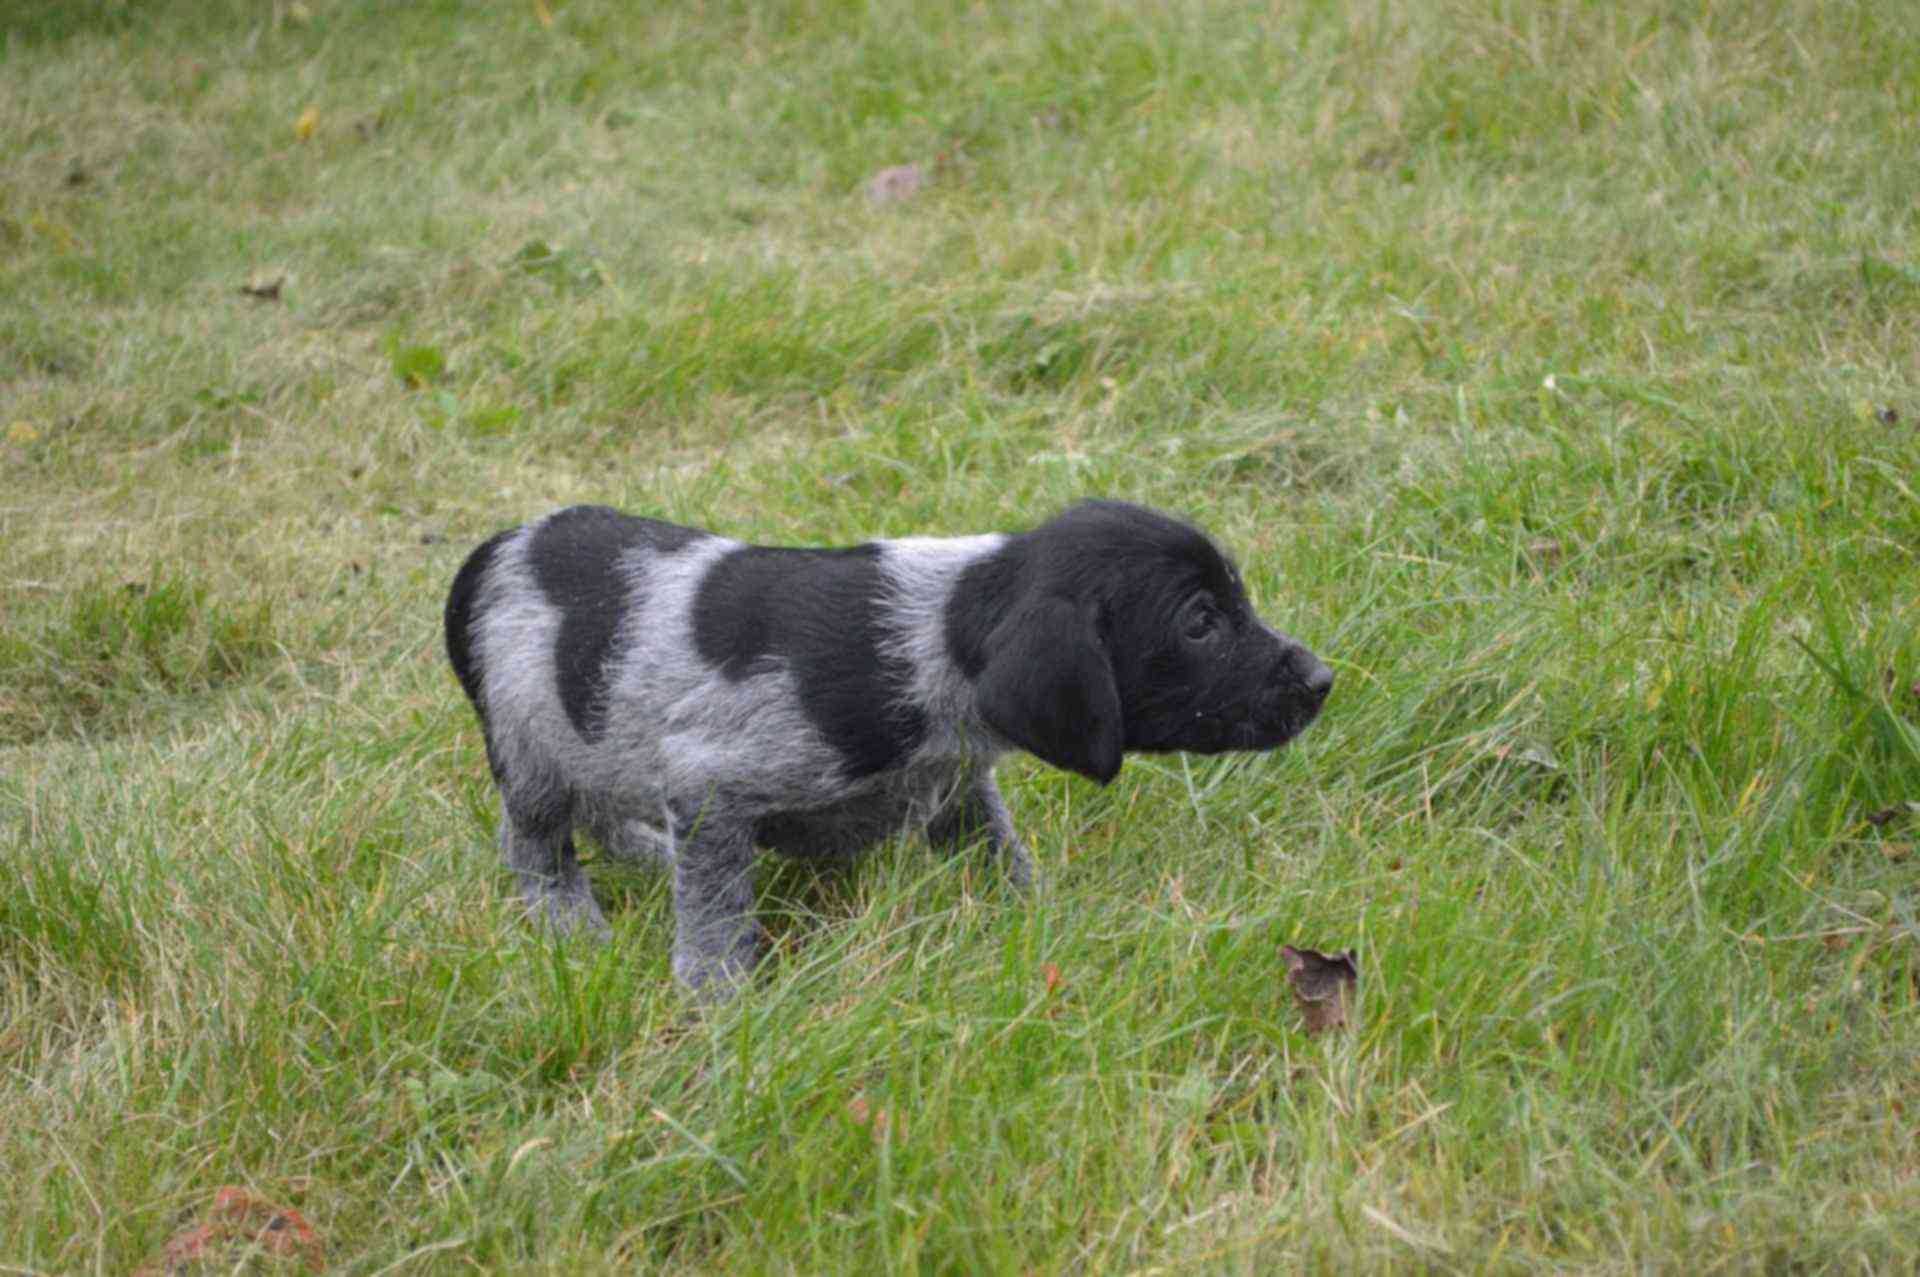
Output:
1002,841,1037,892
672,925,767,1000
528,886,611,941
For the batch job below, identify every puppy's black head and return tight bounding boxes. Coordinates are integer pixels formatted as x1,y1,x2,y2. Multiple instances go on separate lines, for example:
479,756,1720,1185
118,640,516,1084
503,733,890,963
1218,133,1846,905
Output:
955,501,1332,783
1079,502,1331,755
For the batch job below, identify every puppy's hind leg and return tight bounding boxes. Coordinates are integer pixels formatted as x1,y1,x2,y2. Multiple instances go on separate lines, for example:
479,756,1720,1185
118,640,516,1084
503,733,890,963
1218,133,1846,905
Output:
498,787,610,940
926,770,1035,890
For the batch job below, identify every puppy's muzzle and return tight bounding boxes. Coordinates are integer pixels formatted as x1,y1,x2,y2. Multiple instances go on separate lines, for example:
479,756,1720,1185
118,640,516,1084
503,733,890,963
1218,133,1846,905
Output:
1292,646,1334,706
1245,640,1332,746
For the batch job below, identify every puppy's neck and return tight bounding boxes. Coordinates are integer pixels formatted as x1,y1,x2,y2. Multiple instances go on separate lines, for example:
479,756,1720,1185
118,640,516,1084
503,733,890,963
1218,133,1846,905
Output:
875,533,1010,760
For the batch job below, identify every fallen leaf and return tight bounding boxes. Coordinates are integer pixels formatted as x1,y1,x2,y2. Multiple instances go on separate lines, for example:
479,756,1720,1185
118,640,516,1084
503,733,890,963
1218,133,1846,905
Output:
506,238,604,292
294,107,320,141
388,339,447,388
848,1095,903,1143
211,1185,263,1219
240,274,284,301
161,1223,217,1266
1356,144,1400,172
139,1186,323,1273
1865,807,1903,828
1042,962,1063,996
257,1209,321,1260
1281,944,1359,1035
865,162,926,206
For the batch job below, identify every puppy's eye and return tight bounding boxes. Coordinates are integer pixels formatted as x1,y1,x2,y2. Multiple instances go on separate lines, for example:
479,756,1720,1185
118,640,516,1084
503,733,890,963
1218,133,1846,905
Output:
1181,599,1219,641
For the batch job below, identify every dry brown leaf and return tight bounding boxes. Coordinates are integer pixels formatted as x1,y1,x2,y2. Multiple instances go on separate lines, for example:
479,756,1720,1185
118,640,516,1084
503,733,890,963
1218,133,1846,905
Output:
848,1095,904,1144
1282,944,1359,1035
865,162,926,206
257,1210,321,1259
137,1185,324,1273
158,1223,217,1268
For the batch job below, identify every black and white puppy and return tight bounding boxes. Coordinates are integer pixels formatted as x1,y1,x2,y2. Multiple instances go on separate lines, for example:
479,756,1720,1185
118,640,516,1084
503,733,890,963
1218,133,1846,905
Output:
444,500,1332,994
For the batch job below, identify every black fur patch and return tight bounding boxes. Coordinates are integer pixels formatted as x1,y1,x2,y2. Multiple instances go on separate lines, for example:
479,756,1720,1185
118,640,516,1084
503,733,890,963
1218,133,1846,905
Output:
694,543,928,778
945,540,1026,681
530,506,702,741
444,527,514,723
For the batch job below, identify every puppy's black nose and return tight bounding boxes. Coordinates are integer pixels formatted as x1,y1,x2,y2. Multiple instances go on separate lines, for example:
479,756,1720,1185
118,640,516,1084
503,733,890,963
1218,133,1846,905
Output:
1299,653,1334,702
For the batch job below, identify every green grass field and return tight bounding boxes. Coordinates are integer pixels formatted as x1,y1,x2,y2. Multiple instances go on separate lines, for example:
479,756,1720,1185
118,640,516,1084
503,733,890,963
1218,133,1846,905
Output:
4,0,1918,1270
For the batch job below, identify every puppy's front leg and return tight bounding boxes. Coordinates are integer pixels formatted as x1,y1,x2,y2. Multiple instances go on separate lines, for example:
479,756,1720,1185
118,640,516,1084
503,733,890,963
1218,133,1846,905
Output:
670,813,766,996
927,770,1034,890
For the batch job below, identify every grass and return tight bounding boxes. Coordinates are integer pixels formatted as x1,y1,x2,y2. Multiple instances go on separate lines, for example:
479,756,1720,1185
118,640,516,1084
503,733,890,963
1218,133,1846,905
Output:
3,0,1917,1270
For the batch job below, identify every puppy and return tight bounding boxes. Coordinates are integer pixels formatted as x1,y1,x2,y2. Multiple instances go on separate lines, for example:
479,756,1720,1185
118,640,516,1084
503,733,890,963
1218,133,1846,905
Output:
444,500,1332,994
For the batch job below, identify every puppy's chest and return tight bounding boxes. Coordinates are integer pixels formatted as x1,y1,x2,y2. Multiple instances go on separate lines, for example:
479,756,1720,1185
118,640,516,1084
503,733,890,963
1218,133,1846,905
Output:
904,701,1003,768
817,752,983,827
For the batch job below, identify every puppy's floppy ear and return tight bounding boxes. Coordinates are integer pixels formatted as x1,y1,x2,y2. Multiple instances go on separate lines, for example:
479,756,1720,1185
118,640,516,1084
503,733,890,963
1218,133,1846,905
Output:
973,595,1123,784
